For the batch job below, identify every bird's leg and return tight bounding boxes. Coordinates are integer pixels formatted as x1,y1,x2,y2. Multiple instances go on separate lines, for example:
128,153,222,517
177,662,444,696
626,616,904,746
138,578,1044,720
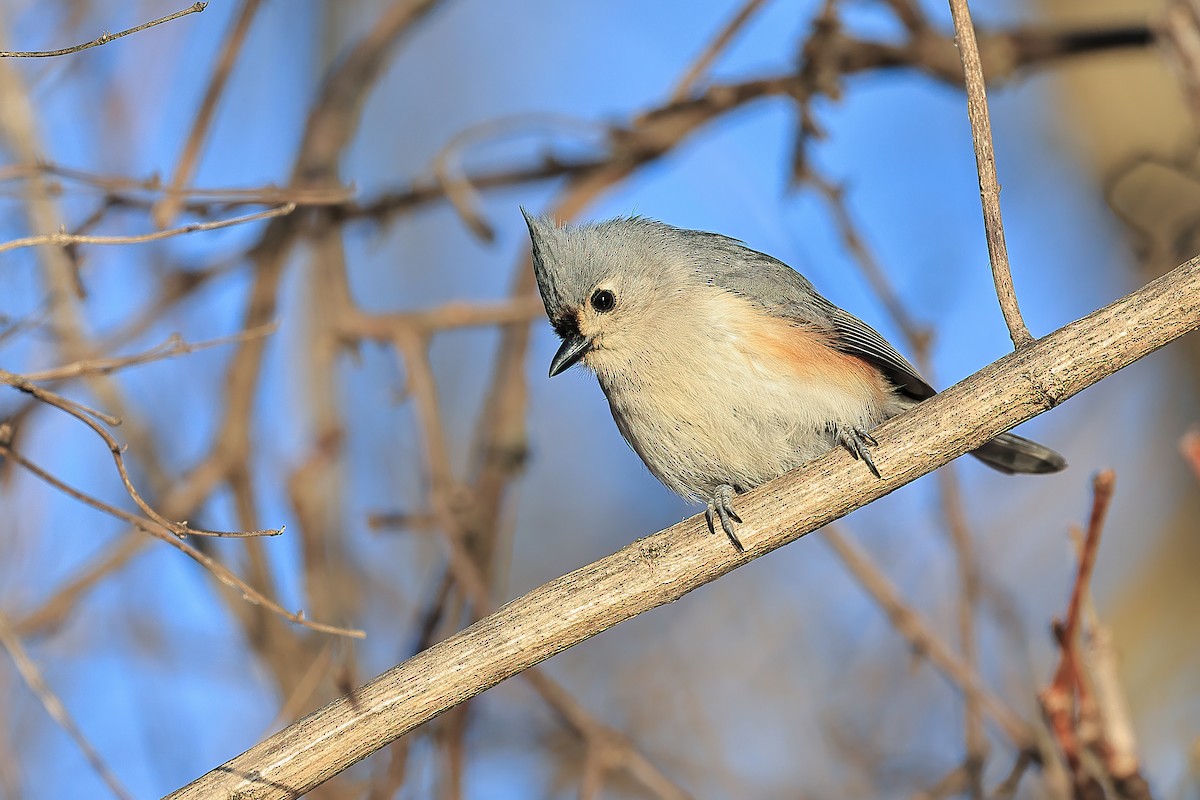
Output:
705,484,744,552
831,422,881,478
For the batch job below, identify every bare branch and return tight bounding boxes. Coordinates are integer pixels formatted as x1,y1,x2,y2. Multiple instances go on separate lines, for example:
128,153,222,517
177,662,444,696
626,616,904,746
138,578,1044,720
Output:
670,0,772,101
824,525,1033,750
0,203,295,255
0,611,132,800
18,323,278,382
1,370,279,539
153,0,265,228
947,0,1033,348
1039,471,1118,798
344,22,1152,225
0,161,355,206
0,441,363,639
0,3,207,59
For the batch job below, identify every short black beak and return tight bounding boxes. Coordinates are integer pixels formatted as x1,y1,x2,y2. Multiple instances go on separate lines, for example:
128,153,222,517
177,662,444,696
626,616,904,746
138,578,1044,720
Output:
548,334,592,377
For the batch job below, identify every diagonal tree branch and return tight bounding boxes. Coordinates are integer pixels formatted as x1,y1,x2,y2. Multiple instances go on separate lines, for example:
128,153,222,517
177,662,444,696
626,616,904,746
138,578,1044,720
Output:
167,255,1200,800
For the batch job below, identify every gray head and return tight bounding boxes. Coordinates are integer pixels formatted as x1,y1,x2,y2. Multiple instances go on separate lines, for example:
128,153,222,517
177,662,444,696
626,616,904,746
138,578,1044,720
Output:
522,209,724,378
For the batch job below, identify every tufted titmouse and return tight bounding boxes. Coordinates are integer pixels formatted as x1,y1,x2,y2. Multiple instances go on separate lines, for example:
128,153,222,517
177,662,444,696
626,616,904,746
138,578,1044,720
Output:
523,211,1066,550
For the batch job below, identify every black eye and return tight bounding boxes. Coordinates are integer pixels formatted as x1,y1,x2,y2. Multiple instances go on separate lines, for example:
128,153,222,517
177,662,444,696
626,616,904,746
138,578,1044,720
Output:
590,289,616,313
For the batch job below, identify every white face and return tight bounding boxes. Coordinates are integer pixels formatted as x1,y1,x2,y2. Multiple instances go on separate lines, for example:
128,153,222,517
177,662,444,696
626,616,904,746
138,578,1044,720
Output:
532,220,700,378
567,269,705,385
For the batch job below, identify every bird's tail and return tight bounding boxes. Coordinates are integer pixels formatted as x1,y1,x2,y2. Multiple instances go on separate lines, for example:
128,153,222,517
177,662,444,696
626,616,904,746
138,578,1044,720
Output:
970,432,1067,475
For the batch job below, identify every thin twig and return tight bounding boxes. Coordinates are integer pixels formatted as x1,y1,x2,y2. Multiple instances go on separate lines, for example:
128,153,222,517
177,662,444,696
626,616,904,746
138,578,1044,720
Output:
0,202,294,254
1039,471,1117,797
18,323,278,382
1,371,280,539
947,0,1032,348
0,442,363,639
0,611,133,800
0,3,206,58
1067,505,1153,800
1063,472,1115,655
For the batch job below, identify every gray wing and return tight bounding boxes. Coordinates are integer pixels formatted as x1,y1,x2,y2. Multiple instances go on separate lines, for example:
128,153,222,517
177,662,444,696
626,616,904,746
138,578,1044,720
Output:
807,294,935,401
689,230,935,401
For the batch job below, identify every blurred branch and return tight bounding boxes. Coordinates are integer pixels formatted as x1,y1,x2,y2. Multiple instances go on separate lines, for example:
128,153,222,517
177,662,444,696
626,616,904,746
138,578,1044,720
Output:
881,0,927,33
1040,471,1115,799
1180,427,1200,480
809,171,932,356
343,20,1153,225
911,763,969,800
991,751,1034,799
167,254,1200,799
1159,0,1200,123
0,18,1146,241
154,0,264,228
0,202,295,254
14,532,146,639
0,161,355,205
0,611,132,800
0,2,206,58
669,0,771,101
175,0,450,706
430,114,607,241
1083,598,1152,800
823,526,1034,752
948,0,1031,349
340,298,544,341
0,438,363,639
1040,472,1153,800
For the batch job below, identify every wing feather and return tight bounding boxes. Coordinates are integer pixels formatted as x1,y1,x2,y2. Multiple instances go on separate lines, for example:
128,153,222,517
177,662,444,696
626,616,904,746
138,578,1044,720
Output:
686,229,935,401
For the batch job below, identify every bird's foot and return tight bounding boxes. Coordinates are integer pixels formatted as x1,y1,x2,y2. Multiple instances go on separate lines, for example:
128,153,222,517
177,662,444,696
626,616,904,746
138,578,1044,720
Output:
831,423,881,478
705,484,744,552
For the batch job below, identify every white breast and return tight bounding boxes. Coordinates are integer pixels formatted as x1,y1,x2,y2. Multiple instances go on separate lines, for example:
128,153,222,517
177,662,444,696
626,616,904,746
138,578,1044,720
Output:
590,291,891,502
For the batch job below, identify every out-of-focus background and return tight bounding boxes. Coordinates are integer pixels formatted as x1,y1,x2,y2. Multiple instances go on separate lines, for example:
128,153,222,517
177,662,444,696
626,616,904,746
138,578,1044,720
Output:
0,1,1196,798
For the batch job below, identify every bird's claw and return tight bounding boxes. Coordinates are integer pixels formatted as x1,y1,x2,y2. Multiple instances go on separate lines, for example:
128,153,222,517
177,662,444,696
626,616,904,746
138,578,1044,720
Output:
706,484,744,552
832,423,881,478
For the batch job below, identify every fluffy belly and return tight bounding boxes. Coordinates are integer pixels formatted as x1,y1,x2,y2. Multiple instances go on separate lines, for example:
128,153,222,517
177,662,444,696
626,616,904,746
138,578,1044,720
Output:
589,292,894,502
604,367,886,501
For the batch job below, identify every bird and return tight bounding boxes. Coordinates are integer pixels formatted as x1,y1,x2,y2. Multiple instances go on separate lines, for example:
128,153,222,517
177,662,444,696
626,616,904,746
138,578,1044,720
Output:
522,210,1066,550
